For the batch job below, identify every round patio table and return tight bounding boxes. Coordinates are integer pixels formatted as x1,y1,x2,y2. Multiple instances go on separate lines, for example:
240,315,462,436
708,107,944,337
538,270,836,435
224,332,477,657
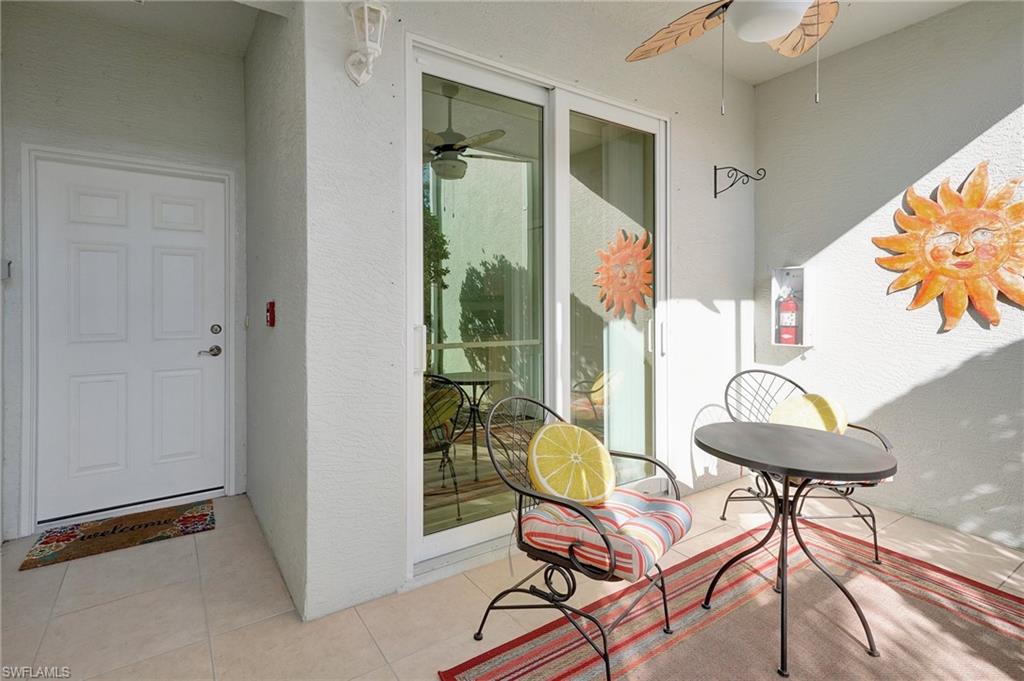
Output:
444,371,512,481
694,422,897,678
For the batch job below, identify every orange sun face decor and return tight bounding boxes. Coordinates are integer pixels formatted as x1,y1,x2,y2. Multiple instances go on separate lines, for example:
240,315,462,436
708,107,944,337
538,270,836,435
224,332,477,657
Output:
594,230,654,321
873,161,1024,330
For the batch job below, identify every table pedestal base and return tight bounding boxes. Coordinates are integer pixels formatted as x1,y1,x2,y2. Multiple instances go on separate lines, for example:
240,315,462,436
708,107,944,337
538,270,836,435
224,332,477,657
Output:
701,473,879,677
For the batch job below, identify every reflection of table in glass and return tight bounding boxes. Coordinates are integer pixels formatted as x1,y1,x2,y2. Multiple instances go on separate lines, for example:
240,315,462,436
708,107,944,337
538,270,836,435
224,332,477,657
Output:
694,423,897,678
444,371,512,481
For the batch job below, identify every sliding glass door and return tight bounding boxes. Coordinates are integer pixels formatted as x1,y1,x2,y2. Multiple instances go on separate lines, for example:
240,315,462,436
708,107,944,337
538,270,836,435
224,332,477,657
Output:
420,73,545,537
567,111,658,483
410,49,666,562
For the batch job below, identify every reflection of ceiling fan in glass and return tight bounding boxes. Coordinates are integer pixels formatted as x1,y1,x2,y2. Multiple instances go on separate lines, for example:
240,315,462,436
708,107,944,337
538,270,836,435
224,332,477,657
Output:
423,83,530,180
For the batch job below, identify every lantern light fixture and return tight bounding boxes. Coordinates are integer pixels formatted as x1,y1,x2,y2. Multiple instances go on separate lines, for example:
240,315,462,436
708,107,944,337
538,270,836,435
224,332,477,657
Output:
345,0,389,86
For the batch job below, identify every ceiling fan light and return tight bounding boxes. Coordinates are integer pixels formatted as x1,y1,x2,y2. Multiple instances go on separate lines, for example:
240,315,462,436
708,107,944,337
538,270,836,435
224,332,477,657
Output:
726,0,813,43
431,157,467,180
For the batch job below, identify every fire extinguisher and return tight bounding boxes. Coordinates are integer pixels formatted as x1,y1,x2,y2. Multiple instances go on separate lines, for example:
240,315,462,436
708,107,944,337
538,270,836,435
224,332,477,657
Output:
777,287,799,345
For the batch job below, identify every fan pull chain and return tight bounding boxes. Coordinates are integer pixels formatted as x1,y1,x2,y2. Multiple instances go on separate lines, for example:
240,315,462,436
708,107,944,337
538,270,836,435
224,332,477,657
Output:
814,0,821,103
720,18,726,116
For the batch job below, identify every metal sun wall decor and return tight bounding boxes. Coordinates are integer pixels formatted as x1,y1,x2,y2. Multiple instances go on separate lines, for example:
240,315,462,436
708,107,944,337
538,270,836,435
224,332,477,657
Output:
873,161,1024,330
594,230,654,321
714,165,766,198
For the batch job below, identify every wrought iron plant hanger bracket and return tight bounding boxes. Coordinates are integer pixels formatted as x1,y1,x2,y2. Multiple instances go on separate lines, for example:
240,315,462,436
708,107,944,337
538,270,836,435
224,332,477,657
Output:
715,165,767,198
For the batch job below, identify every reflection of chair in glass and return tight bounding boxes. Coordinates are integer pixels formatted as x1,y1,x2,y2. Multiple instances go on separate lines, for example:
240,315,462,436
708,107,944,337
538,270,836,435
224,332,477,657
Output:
473,396,692,681
571,370,607,420
423,374,471,521
719,370,893,563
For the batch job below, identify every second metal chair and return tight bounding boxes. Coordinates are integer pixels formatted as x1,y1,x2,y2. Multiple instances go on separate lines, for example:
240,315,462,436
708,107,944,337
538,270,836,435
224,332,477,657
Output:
719,370,892,563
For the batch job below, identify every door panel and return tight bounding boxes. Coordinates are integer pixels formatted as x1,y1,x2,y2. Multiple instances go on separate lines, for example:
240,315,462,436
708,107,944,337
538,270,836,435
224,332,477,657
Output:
566,109,660,483
153,247,204,339
68,372,128,476
36,159,227,521
68,243,128,342
420,73,545,538
153,369,204,464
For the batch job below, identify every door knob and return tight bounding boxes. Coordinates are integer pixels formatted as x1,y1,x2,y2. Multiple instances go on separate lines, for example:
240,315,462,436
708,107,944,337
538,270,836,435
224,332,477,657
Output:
198,345,223,357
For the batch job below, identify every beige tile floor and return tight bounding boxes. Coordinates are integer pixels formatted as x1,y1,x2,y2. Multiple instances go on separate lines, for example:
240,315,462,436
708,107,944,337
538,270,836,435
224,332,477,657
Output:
2,479,1021,680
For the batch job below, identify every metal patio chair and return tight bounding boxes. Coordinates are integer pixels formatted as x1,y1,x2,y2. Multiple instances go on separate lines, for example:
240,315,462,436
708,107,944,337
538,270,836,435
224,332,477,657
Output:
423,374,471,521
719,370,893,563
473,396,692,681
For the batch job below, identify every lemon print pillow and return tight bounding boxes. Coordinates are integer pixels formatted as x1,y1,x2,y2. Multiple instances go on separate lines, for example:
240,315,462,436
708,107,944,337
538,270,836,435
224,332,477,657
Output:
527,423,615,506
769,393,848,434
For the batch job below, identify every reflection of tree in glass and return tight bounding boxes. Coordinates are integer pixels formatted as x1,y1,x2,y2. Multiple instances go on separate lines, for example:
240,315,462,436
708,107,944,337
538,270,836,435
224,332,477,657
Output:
458,255,537,395
460,255,517,370
423,205,450,346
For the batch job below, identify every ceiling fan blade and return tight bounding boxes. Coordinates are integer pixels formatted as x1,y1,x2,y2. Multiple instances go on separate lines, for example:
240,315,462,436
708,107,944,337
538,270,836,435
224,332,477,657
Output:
626,0,732,62
464,148,527,160
767,0,839,57
463,153,531,164
423,129,444,148
454,129,505,150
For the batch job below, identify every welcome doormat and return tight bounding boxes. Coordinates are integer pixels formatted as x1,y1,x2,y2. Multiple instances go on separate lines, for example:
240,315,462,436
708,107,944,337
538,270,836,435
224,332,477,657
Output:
19,499,215,570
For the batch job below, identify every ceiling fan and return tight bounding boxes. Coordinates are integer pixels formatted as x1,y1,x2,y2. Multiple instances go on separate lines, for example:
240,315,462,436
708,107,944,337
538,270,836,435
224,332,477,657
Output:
626,0,839,62
423,83,526,180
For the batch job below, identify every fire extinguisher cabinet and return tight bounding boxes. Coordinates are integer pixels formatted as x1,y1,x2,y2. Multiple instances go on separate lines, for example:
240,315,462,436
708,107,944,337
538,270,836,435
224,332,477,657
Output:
770,266,811,348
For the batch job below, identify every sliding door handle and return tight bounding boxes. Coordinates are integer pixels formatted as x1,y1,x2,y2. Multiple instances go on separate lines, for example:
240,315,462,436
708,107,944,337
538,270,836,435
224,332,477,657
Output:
412,325,426,373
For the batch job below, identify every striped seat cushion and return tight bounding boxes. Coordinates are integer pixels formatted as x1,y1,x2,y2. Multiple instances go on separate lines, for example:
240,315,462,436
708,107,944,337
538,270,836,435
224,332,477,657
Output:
520,488,693,582
570,395,603,419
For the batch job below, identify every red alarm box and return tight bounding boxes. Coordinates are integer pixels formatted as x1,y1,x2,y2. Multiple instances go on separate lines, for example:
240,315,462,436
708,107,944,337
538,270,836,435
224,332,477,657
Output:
266,300,276,327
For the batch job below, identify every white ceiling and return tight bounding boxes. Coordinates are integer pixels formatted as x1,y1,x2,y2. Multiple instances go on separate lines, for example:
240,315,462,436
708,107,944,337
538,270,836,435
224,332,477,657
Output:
626,1,969,85
57,1,260,57
53,1,967,82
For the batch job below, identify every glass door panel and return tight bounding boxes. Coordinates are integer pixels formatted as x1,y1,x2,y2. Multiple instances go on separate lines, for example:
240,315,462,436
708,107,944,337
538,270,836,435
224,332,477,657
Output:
568,112,655,483
421,74,544,536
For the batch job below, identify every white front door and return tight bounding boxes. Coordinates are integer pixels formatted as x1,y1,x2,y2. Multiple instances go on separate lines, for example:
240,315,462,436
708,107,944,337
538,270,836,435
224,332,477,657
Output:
35,158,227,522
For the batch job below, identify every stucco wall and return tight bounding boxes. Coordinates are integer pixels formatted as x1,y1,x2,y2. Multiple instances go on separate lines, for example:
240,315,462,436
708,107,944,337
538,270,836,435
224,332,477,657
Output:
301,1,756,617
244,5,309,612
754,1,1024,547
1,2,248,538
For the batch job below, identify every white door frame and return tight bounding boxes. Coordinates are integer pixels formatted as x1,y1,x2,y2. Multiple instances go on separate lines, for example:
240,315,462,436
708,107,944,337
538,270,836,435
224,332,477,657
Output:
404,36,672,572
19,144,240,536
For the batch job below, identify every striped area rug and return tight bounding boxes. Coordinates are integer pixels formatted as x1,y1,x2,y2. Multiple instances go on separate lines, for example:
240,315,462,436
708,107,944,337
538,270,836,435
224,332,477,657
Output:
441,523,1023,680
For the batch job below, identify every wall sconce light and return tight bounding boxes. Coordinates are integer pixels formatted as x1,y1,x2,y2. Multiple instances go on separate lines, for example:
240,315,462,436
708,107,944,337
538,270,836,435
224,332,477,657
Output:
345,0,389,86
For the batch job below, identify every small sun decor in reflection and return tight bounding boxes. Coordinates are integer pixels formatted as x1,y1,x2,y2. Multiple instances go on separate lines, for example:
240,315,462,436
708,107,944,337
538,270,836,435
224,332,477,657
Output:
595,230,654,321
873,161,1024,330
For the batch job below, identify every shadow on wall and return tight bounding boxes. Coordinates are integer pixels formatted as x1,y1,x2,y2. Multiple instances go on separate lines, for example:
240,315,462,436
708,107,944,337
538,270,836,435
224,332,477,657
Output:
854,339,1024,549
688,403,737,490
754,1,1024,365
756,105,1024,368
755,7,1023,268
570,293,606,387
